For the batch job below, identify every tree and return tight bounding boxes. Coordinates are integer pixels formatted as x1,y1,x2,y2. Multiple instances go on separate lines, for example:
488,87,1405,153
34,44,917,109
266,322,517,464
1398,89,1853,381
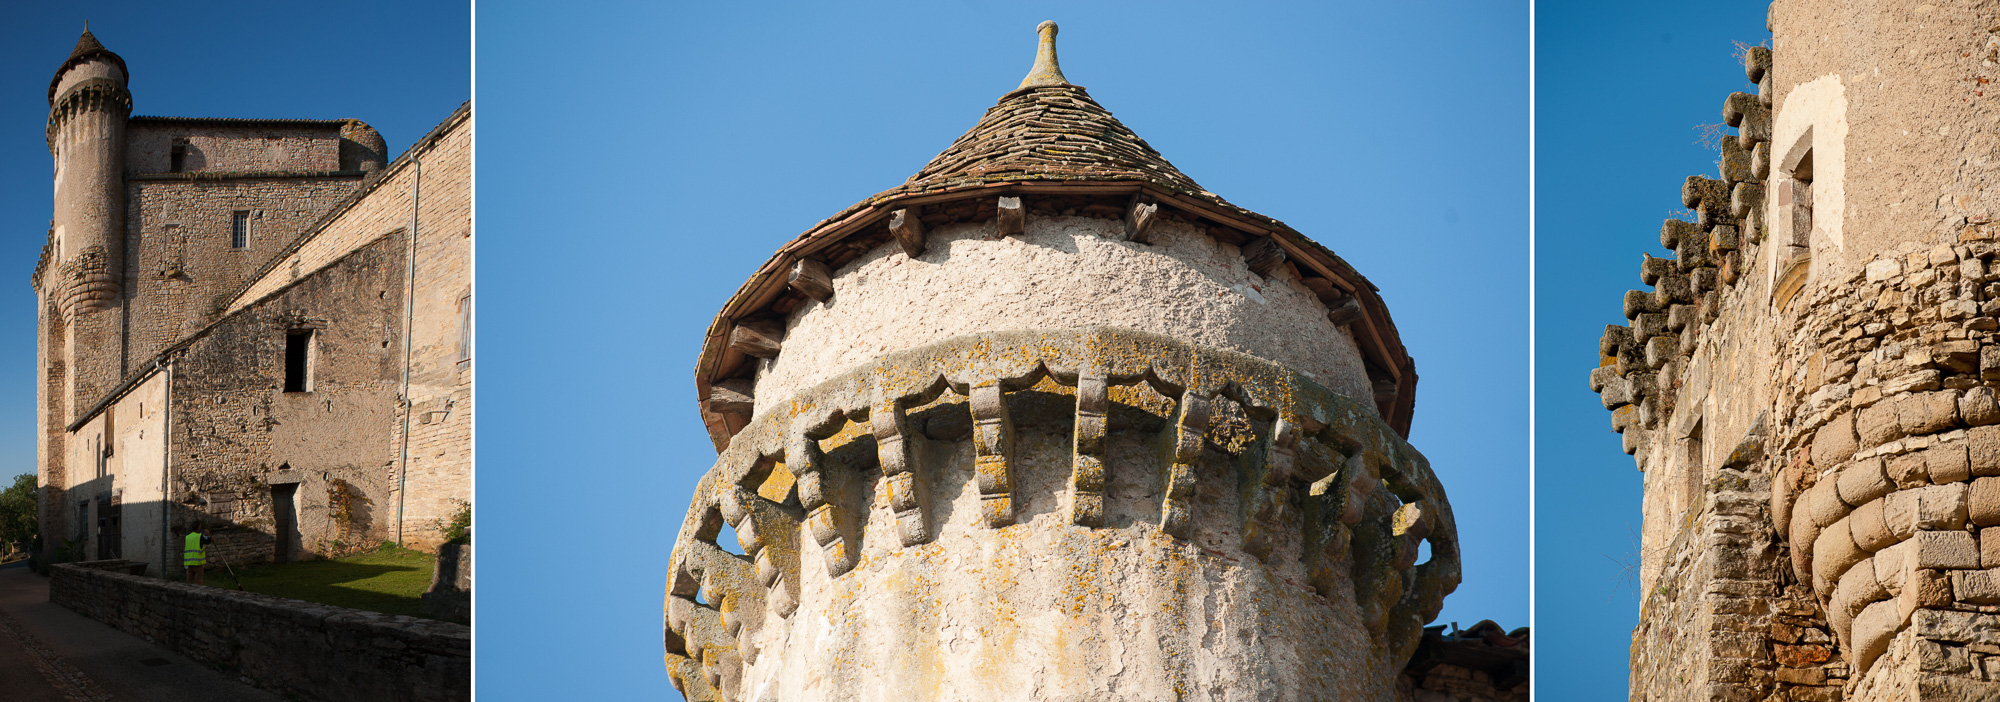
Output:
0,474,36,556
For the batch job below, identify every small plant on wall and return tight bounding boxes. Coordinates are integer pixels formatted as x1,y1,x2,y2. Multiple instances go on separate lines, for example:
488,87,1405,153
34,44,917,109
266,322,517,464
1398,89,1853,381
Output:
436,499,470,545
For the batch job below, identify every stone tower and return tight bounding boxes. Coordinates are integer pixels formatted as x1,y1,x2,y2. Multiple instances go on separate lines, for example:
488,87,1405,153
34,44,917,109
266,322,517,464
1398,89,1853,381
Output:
664,22,1460,701
1593,2,2000,699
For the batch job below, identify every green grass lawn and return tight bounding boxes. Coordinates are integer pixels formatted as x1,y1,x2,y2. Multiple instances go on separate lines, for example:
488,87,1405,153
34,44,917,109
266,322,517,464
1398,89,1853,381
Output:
205,544,444,620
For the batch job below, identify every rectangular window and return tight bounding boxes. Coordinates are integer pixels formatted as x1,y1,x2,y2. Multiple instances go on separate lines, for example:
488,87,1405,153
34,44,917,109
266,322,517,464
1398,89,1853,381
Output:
457,294,472,369
231,211,250,249
169,144,186,173
284,330,312,393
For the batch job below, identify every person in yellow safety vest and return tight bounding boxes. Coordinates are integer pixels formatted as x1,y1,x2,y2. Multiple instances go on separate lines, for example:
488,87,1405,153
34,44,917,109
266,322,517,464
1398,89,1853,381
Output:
182,530,211,585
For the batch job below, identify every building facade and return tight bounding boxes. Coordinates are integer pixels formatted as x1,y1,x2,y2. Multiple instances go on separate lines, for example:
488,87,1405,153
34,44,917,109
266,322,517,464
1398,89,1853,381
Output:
1593,2,2000,699
662,23,1477,702
34,30,470,578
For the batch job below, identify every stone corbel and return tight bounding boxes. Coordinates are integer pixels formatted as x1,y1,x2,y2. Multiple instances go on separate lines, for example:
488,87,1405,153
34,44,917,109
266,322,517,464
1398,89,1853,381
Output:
970,379,1016,527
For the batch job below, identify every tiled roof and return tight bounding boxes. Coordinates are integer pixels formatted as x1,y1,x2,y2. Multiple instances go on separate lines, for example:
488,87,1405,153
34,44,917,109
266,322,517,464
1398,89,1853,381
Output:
130,116,353,127
50,30,126,104
895,84,1204,198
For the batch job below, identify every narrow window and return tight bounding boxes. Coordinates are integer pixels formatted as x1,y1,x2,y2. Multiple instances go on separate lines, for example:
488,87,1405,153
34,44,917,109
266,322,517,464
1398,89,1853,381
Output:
457,293,472,369
169,143,187,173
1680,419,1704,517
1773,147,1814,308
231,211,250,250
284,330,313,393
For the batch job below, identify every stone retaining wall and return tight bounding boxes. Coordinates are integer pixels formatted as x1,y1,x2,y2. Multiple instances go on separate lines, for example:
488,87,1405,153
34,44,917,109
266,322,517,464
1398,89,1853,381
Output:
51,560,468,701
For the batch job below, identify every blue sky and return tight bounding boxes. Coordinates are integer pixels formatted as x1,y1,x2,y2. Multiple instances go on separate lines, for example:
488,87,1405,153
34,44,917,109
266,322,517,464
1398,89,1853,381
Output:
0,3,470,486
478,1,1526,697
1533,1,1771,698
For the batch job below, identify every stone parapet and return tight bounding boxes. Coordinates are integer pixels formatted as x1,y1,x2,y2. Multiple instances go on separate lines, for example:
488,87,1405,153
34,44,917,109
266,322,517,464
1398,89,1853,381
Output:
664,327,1457,701
51,560,469,702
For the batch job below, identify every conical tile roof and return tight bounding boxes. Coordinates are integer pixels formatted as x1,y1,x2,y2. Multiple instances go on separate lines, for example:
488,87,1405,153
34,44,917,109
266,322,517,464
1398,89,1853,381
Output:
50,29,127,104
898,84,1204,197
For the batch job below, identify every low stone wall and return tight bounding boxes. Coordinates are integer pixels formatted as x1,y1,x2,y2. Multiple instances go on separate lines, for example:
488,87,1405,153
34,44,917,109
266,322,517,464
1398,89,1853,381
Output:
51,560,468,701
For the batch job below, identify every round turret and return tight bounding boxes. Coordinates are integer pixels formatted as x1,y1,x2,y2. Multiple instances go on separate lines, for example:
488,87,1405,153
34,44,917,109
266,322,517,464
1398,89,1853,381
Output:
46,28,131,317
339,120,388,172
665,23,1455,702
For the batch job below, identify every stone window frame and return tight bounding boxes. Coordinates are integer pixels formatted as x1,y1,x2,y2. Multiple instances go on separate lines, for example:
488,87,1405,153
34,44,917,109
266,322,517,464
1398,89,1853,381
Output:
455,291,471,371
169,139,188,173
1772,128,1815,309
230,210,251,250
1677,415,1705,518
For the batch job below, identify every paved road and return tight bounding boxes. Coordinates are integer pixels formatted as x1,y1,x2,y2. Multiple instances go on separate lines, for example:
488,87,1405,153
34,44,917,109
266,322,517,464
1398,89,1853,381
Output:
0,562,278,701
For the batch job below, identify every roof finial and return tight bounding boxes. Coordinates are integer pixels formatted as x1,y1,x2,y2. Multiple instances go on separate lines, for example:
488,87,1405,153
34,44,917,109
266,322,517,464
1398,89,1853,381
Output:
1018,21,1069,89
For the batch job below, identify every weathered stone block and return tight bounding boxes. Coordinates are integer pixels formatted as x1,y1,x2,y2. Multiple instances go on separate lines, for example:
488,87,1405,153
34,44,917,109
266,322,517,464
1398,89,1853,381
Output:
1974,425,2000,475
1914,482,1971,531
1834,556,1889,623
1808,478,1851,528
1838,458,1896,507
1914,530,1982,569
1916,609,2000,651
1885,490,1921,541
1884,370,1944,395
1928,444,1973,485
1858,401,1907,446
1852,598,1903,675
1814,518,1865,591
1902,568,1955,624
1815,411,1860,464
1965,386,2000,426
1986,527,2000,568
1900,390,1962,436
1793,506,1822,583
1876,539,1912,591
1851,499,1895,551
1953,568,2000,604
1972,478,2000,527
1887,453,1930,489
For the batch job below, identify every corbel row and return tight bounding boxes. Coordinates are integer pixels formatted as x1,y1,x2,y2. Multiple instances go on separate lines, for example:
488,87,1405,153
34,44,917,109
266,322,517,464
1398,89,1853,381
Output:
45,78,132,149
1592,46,1775,459
668,329,1460,701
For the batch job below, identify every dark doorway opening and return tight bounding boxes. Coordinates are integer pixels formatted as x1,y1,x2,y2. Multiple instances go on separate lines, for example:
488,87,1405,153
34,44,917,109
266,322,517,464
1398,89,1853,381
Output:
273,483,300,563
95,496,119,560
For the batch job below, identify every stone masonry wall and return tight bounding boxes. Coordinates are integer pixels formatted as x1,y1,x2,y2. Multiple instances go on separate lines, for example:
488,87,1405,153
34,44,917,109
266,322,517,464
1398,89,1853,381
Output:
167,230,406,562
759,215,1374,416
50,560,468,702
382,106,471,549
125,121,345,174
1599,7,2000,700
123,176,364,372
